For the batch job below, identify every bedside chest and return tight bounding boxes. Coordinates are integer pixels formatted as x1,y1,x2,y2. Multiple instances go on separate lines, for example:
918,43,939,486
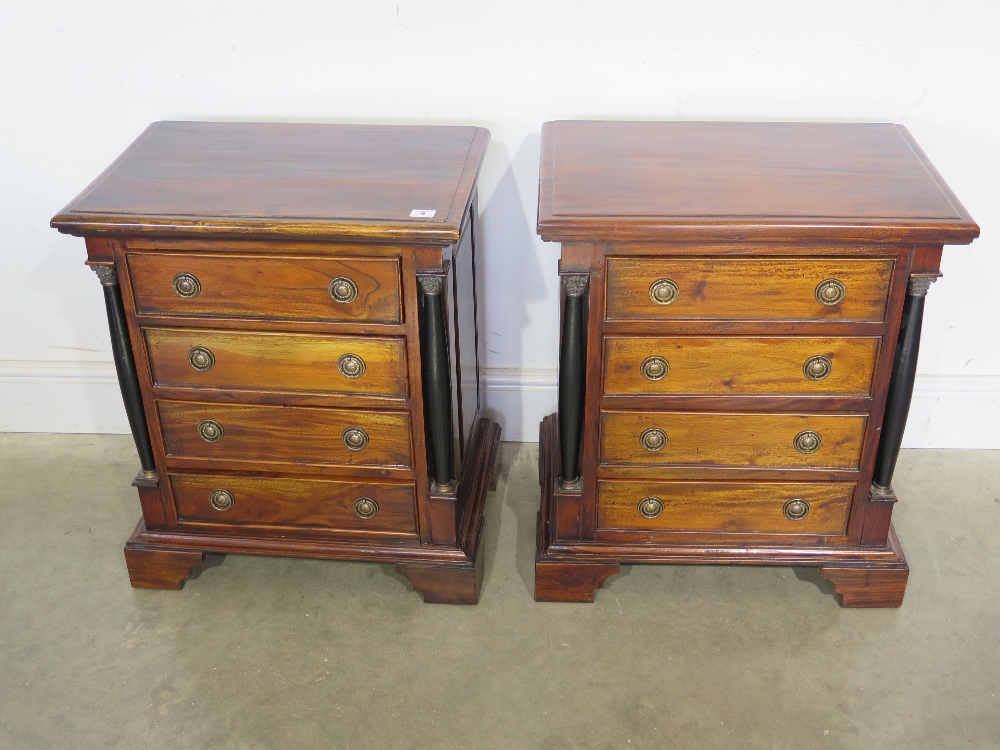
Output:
52,122,500,604
534,121,978,607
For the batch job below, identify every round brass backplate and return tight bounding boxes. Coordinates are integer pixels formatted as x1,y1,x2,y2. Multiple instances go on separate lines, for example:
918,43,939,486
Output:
172,273,201,299
328,277,358,304
793,430,822,454
640,427,668,452
353,497,379,519
338,353,366,379
342,426,369,451
815,278,846,306
638,496,665,519
209,488,235,511
783,498,810,521
803,355,832,381
198,419,224,443
648,278,679,305
188,347,215,372
640,355,670,381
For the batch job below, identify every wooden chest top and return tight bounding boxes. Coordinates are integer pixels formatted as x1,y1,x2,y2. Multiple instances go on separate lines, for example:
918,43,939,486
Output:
52,121,490,245
537,120,978,245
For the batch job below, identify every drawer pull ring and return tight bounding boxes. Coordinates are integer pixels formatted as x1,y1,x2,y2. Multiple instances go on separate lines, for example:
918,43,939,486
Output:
197,419,224,443
783,498,810,521
638,496,665,519
338,353,366,379
640,427,668,452
328,277,358,304
793,430,822,454
803,355,832,381
187,347,215,372
648,278,679,305
353,497,379,519
815,278,846,306
640,355,670,381
342,426,369,451
209,488,235,512
172,273,201,299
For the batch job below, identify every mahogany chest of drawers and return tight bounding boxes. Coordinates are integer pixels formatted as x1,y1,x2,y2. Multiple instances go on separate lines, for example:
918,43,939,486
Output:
52,121,500,604
534,121,978,607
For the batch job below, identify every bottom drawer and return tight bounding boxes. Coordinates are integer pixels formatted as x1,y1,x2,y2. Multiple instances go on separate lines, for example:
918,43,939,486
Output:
597,480,854,535
170,474,417,537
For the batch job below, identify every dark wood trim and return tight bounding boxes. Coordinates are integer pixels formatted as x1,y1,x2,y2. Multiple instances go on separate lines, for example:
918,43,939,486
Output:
93,262,157,477
418,272,456,493
872,275,934,491
557,273,589,487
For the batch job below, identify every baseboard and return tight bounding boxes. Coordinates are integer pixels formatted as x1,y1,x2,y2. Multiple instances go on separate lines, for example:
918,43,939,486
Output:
903,374,1000,449
0,360,130,434
481,368,558,442
3,361,1000,448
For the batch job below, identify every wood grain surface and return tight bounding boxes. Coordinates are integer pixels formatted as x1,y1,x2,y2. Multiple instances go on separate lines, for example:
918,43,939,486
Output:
127,252,401,323
145,327,407,398
600,410,867,469
604,336,879,395
170,473,417,535
538,121,979,243
597,480,854,534
52,121,490,244
606,256,893,321
157,400,412,468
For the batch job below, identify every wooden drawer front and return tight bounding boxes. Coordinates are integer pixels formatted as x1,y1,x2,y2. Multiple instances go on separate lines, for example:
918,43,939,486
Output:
597,480,853,535
171,474,417,536
606,257,893,321
145,328,407,398
157,400,412,469
600,411,866,468
604,336,878,396
127,252,401,323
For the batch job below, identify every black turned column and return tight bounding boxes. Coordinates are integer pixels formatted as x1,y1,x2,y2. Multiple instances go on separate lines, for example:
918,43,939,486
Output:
872,275,936,492
93,265,157,479
558,275,588,490
418,274,456,494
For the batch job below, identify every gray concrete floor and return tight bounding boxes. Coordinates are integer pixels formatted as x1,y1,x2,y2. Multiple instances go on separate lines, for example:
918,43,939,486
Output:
1,435,998,749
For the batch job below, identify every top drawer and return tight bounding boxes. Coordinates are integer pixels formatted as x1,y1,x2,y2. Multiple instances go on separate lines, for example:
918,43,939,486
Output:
126,252,401,324
606,257,893,322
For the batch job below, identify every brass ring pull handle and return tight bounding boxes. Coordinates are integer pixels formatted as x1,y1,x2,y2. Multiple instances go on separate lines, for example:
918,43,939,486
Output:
188,347,215,372
648,278,679,305
209,488,235,511
783,498,810,521
353,497,379,519
328,277,358,304
638,496,665,519
338,353,366,379
793,430,822,454
172,273,201,298
342,426,369,451
198,419,224,443
803,355,832,381
640,355,670,381
815,278,846,306
640,427,667,452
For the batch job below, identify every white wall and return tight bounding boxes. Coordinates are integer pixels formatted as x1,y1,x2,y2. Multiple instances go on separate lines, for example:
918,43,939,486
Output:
1,1,997,445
